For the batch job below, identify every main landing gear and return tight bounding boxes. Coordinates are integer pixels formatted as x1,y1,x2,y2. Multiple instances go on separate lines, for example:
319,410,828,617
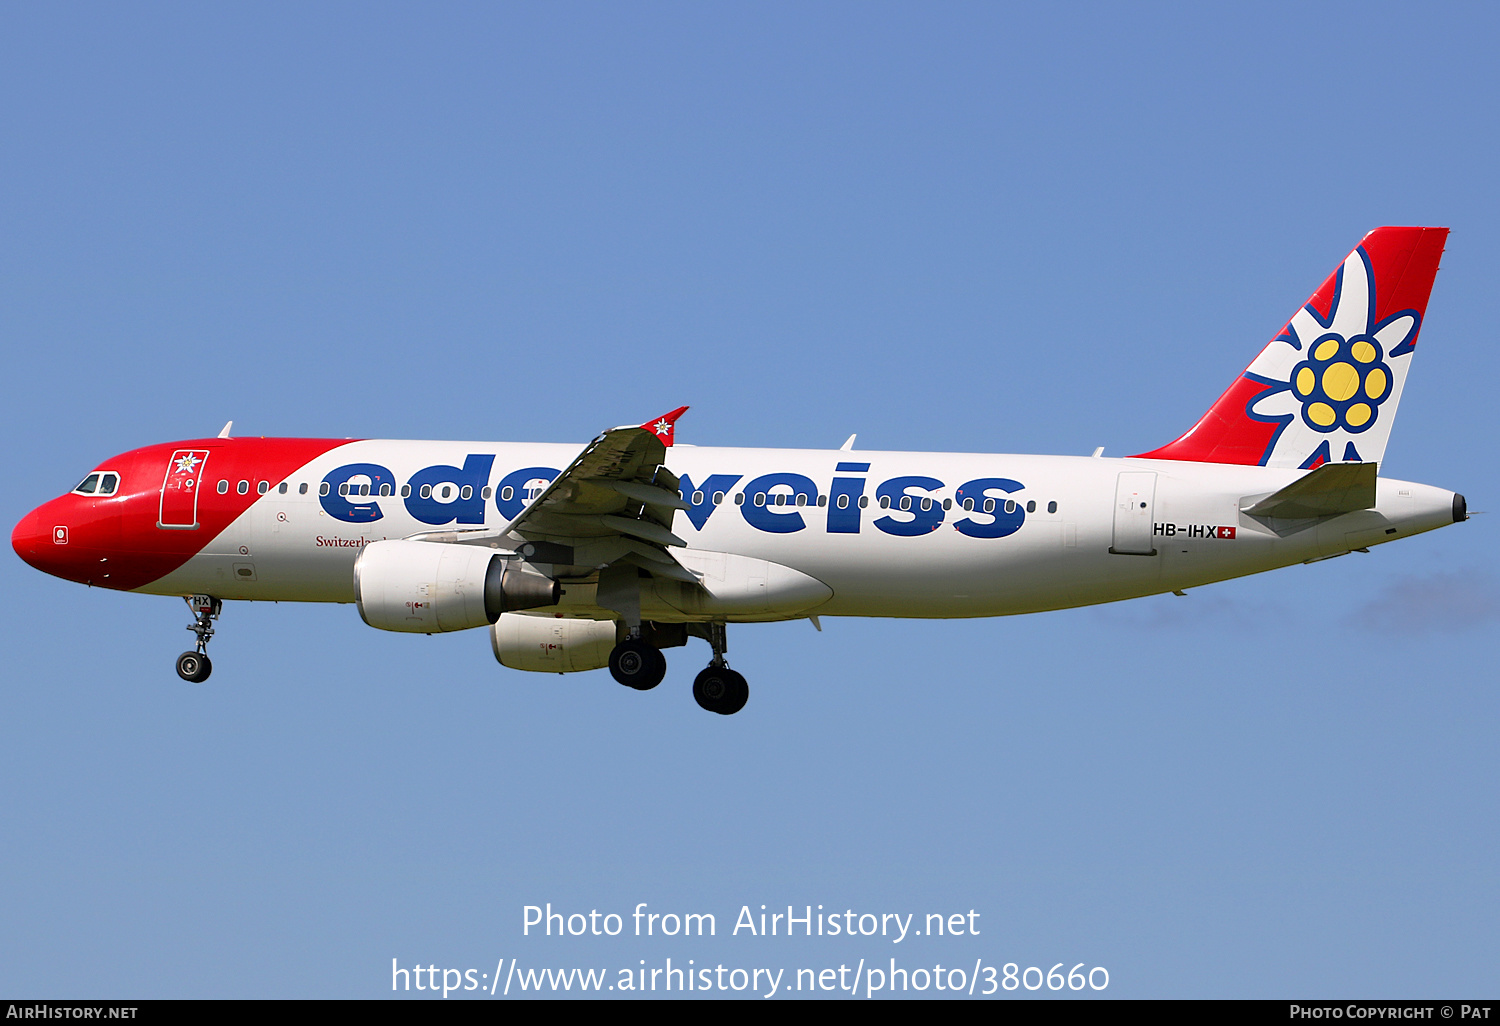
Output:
692,665,748,716
176,595,220,683
692,623,747,716
606,621,750,714
608,634,667,691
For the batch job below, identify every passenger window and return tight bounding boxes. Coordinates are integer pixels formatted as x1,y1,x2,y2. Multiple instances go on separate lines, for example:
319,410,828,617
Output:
754,493,766,507
734,493,745,505
238,481,249,495
360,484,371,497
712,491,724,505
1047,501,1058,514
898,496,911,511
1004,499,1016,514
859,496,869,508
258,481,269,494
774,494,785,506
836,494,849,509
818,495,827,507
339,483,350,496
401,485,411,498
879,496,891,509
440,485,452,499
420,484,432,499
381,484,392,497
98,473,119,495
919,497,932,512
278,482,288,494
481,486,492,500
692,491,704,505
962,497,974,511
1026,500,1035,513
299,483,308,495
319,482,330,496
460,486,472,500
983,498,995,514
500,486,514,501
218,480,229,495
74,474,100,494
942,498,951,510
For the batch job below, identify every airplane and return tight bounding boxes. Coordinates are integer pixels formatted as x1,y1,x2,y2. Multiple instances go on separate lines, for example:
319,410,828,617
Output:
11,227,1466,715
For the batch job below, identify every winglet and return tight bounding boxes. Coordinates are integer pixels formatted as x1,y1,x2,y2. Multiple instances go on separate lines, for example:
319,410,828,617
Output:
640,406,689,446
217,420,233,439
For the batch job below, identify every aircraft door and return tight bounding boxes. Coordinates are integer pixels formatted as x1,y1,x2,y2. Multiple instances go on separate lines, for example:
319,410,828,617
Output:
1110,471,1157,555
158,449,211,529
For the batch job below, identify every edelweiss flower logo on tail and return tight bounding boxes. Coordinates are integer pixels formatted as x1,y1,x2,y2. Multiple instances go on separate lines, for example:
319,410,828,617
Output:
1244,246,1420,468
1132,226,1445,470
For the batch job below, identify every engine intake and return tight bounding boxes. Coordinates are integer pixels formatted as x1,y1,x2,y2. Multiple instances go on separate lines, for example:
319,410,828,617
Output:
353,540,559,633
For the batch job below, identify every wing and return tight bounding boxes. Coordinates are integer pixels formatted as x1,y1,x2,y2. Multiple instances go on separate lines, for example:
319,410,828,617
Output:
411,407,700,583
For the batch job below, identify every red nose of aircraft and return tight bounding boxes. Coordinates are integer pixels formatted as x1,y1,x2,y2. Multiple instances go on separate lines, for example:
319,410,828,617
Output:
12,503,53,571
12,496,104,585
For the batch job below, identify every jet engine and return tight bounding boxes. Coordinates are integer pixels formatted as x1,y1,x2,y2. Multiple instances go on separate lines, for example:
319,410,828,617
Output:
353,540,559,633
491,614,617,672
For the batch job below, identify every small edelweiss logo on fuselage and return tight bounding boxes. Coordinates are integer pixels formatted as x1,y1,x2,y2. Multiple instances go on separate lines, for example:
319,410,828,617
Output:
174,454,201,474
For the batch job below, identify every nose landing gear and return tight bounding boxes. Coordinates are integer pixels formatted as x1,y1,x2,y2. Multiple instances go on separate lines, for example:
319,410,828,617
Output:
176,594,220,683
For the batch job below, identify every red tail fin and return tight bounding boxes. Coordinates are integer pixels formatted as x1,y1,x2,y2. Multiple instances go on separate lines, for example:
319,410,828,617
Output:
1136,227,1447,469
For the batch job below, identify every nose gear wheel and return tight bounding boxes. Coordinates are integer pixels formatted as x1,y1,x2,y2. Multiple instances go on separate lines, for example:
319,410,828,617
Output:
176,651,212,683
177,595,221,682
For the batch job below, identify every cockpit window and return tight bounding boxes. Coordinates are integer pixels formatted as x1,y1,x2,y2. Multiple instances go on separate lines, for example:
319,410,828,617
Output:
74,471,121,496
73,474,120,498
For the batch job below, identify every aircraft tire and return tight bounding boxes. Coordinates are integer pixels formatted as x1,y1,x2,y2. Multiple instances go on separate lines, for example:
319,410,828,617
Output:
176,651,212,683
693,667,748,715
609,638,665,691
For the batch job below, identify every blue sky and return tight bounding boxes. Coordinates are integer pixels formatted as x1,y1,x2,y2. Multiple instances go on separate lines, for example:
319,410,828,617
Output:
2,2,1496,998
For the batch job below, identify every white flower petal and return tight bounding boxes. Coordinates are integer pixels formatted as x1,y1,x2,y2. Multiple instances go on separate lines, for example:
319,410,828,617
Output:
1329,252,1372,338
1249,389,1300,418
1247,339,1302,378
1374,313,1416,352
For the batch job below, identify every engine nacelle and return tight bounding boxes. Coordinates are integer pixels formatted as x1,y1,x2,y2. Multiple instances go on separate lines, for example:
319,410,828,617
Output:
491,614,617,672
353,540,559,633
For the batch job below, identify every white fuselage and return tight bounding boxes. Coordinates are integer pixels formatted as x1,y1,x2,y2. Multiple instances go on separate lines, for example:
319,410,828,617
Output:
136,441,1460,623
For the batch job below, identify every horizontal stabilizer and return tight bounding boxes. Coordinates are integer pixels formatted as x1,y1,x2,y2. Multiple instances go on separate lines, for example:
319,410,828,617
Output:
1242,462,1377,519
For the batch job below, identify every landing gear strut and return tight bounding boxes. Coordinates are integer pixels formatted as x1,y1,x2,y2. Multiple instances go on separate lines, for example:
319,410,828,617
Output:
176,594,220,683
609,632,667,691
691,622,748,715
